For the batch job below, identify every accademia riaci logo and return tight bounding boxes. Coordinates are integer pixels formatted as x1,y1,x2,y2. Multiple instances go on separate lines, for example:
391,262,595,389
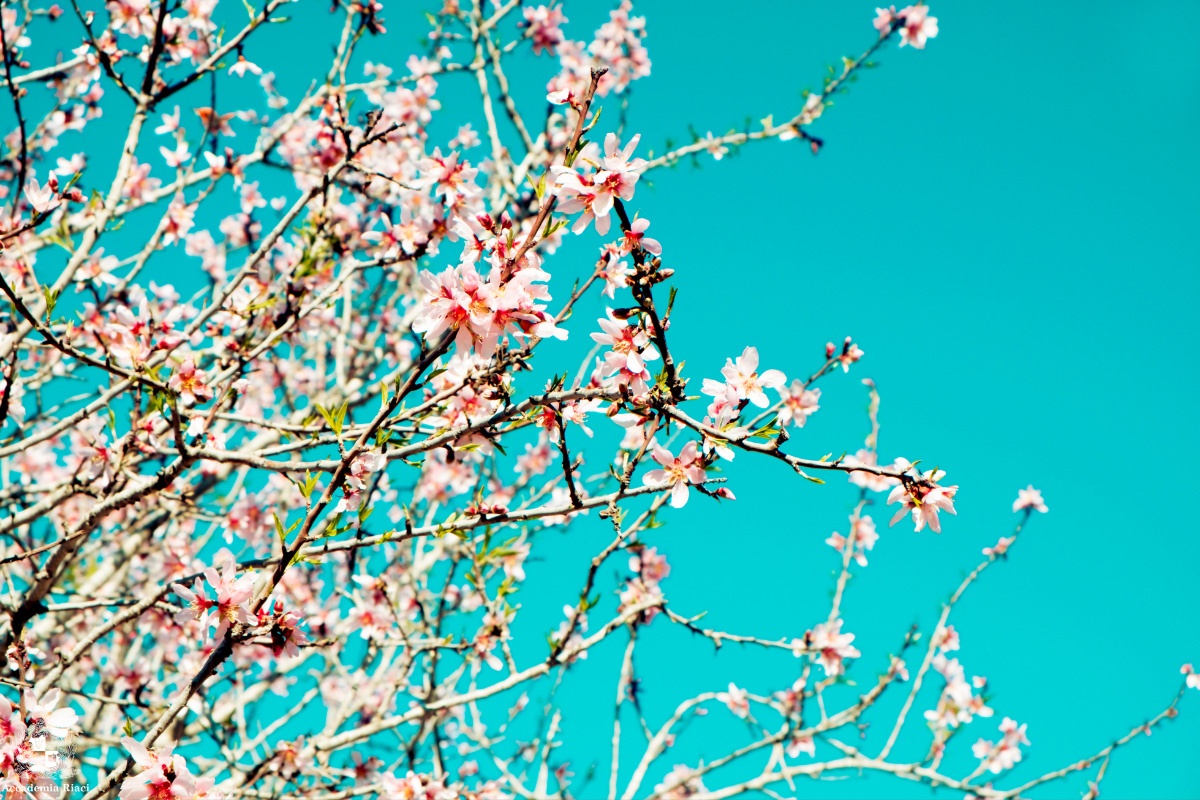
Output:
1,688,83,796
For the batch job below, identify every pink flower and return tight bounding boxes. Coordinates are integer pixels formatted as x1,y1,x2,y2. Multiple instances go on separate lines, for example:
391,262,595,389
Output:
619,577,664,623
154,105,180,135
629,546,670,584
24,689,78,738
778,381,820,427
500,539,530,582
898,4,938,49
809,618,861,677
229,54,263,77
449,123,480,149
835,337,864,372
169,359,212,405
786,732,815,758
591,310,658,375
887,462,958,533
346,450,387,492
983,536,1015,557
595,132,646,201
935,625,960,653
160,141,190,169
0,701,25,747
271,611,311,659
716,682,750,718
173,577,215,626
873,5,897,34
642,442,705,508
702,132,728,160
174,554,255,640
718,347,786,408
523,4,568,55
551,169,612,236
845,448,901,493
24,177,58,214
972,717,1029,774
619,217,661,255
1012,485,1048,513
1181,664,1200,691
655,765,706,798
925,664,992,729
825,514,879,566
117,737,196,800
561,398,603,438
597,253,633,298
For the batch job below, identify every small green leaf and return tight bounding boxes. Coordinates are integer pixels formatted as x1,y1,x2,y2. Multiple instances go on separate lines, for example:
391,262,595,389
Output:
42,287,60,318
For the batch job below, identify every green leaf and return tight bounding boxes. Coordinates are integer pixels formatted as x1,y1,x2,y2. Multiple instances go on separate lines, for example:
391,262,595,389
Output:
42,287,60,318
315,403,348,438
298,471,320,500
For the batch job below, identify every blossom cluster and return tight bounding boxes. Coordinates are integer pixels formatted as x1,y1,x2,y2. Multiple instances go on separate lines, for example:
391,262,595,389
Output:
0,2,1188,799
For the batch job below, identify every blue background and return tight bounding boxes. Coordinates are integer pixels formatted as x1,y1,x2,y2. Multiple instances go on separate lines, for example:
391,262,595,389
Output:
17,0,1200,796
511,2,1200,796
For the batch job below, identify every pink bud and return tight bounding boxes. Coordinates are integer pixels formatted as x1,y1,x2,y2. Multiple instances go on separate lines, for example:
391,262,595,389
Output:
825,342,836,358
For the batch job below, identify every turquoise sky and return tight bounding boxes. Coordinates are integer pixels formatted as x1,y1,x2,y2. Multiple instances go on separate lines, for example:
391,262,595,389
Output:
15,0,1200,797
500,1,1200,796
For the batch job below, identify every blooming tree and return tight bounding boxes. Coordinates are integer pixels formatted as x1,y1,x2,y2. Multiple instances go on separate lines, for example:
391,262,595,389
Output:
0,1,1190,799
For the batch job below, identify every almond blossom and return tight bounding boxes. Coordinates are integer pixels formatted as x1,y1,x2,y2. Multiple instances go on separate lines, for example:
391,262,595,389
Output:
1012,485,1048,513
898,4,938,49
23,177,58,214
591,310,659,375
0,703,25,748
654,765,706,799
716,683,750,719
22,689,78,739
808,618,862,677
709,346,786,408
619,216,661,255
845,448,901,492
825,514,879,566
972,717,1030,775
983,535,1016,557
785,732,816,759
173,555,255,640
778,381,820,427
887,461,958,533
629,546,670,584
117,738,189,800
642,442,705,508
0,5,1181,798
228,54,262,77
169,359,212,405
269,611,311,659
